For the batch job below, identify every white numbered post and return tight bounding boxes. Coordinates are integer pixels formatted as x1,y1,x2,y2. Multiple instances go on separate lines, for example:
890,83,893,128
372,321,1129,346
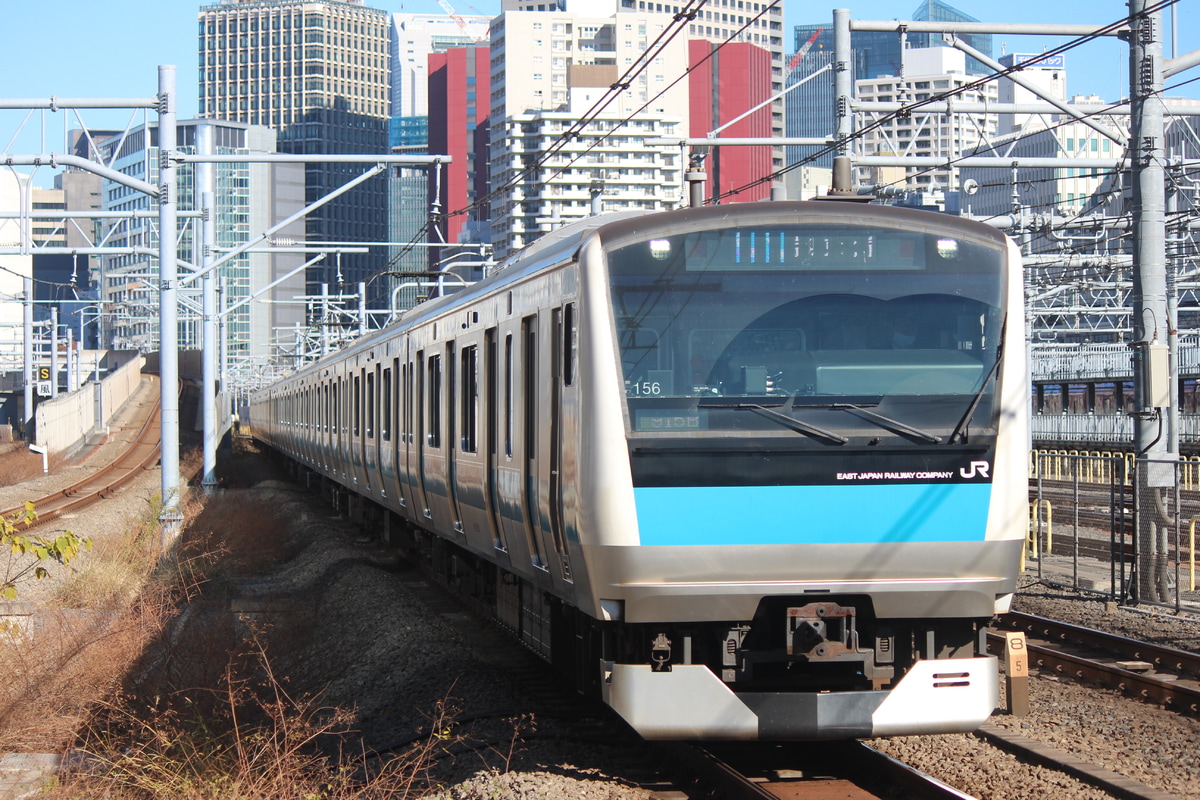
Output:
1004,631,1030,716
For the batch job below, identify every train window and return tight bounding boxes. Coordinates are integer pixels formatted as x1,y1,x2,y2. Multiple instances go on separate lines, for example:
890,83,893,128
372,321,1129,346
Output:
505,334,514,458
1183,379,1200,414
332,383,340,436
366,369,376,438
1040,385,1063,414
353,375,362,437
486,330,498,457
461,345,478,453
428,355,442,448
564,303,577,387
382,366,392,441
1067,384,1089,414
524,316,538,457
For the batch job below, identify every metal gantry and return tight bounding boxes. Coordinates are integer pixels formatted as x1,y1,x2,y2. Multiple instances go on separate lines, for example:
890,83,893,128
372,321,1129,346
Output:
0,65,453,535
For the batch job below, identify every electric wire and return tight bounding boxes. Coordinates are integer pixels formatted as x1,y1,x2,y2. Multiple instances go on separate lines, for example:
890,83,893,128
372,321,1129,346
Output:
713,0,1180,202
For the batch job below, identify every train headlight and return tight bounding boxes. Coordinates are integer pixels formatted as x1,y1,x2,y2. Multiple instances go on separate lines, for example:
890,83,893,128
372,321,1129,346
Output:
936,238,959,258
649,239,672,260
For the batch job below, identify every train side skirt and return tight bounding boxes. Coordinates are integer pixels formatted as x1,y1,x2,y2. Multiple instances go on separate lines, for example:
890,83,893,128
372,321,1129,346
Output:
603,656,999,740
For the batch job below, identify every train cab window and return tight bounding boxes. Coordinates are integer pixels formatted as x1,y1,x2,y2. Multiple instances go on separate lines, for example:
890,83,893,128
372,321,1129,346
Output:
382,367,392,441
461,345,478,453
606,223,1006,441
428,355,442,448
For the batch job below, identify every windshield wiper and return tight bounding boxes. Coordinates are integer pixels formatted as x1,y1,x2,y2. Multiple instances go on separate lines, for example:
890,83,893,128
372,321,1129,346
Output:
713,402,848,445
948,318,1007,444
826,404,942,443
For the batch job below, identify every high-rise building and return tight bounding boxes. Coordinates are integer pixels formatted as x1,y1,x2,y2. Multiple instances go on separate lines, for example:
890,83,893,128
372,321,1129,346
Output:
688,40,773,202
389,13,491,123
788,0,994,182
487,8,691,258
997,53,1068,134
198,0,391,303
428,45,491,248
855,47,999,192
960,115,1127,221
96,120,306,360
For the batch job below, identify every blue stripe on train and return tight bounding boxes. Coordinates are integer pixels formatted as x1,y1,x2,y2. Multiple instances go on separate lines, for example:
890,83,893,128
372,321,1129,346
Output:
633,483,992,546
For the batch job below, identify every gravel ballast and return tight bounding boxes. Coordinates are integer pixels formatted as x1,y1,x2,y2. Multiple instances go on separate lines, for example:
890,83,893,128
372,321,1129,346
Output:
5,382,1200,799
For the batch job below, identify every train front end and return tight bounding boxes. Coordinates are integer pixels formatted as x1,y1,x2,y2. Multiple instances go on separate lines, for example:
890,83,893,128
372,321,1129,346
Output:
577,202,1027,740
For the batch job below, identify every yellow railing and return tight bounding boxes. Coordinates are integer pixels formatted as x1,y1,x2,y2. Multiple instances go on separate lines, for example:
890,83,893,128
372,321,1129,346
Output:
1025,499,1052,570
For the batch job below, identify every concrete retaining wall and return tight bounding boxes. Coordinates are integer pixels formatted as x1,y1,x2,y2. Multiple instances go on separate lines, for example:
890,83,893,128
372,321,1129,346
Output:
34,352,145,454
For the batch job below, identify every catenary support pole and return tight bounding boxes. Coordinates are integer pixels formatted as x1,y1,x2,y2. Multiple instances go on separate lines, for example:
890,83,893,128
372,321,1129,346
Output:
49,308,59,398
22,277,33,439
157,65,184,537
198,123,218,492
831,9,854,194
1129,0,1171,604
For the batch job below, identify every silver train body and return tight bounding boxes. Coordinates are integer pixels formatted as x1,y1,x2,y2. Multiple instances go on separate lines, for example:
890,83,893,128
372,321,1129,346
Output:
249,201,1029,740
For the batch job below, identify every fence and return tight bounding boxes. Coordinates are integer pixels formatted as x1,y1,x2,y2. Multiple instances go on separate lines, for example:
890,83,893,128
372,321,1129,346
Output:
1028,452,1200,612
33,352,145,454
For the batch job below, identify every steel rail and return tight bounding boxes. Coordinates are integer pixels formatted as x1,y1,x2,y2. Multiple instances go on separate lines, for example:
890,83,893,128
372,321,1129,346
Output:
987,618,1200,714
671,741,980,800
1000,611,1200,681
0,376,163,529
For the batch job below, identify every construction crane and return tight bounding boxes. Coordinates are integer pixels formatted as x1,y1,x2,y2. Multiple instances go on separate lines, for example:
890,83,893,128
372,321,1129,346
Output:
787,27,823,75
437,0,468,32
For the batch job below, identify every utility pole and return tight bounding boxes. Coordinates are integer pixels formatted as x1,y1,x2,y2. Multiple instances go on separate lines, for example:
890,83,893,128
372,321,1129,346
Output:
1128,0,1172,604
22,277,33,439
157,65,184,538
198,124,219,493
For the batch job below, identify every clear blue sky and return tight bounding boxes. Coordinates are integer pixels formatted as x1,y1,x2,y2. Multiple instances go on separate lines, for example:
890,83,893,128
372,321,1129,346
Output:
0,0,1196,167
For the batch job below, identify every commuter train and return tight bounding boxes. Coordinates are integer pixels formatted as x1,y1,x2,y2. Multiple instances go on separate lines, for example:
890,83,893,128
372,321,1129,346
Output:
248,201,1029,740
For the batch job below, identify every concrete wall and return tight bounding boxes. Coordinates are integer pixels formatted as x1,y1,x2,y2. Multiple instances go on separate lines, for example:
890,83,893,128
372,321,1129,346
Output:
34,352,145,454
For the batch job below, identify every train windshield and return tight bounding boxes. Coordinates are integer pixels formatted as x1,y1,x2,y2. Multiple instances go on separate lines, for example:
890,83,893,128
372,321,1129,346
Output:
606,223,1006,442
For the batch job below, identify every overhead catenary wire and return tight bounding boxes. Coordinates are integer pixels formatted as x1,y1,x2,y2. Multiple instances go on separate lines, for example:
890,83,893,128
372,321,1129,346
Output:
712,0,1181,203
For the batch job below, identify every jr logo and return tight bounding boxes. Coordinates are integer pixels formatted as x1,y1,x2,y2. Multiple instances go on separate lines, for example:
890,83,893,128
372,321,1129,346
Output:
960,460,990,479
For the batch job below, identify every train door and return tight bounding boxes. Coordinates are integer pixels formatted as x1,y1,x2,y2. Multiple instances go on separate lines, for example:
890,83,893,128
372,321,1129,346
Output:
547,306,572,582
397,352,416,514
484,327,508,553
378,361,392,500
522,314,547,571
386,357,400,506
365,364,380,497
445,341,464,532
350,369,365,488
416,349,433,520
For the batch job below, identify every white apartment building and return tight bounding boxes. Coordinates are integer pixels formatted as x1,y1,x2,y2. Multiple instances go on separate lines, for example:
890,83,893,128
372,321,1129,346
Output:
389,12,492,119
503,0,786,137
855,47,999,192
960,116,1127,220
998,52,1067,135
488,9,691,257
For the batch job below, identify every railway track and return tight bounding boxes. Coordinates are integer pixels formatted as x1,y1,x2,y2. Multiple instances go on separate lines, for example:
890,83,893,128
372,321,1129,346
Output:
663,740,976,800
0,376,162,530
991,611,1200,714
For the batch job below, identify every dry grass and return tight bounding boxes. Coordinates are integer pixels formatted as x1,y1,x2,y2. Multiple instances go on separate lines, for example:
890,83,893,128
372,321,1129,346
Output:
0,443,68,487
18,441,479,799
